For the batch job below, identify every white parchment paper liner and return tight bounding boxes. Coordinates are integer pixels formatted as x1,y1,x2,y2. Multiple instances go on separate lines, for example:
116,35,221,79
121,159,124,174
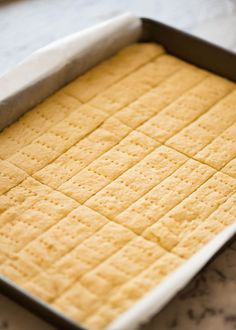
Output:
0,12,235,330
108,222,236,330
0,13,141,131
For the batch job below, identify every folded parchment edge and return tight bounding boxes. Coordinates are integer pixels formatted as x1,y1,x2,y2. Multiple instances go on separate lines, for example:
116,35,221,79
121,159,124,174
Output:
0,13,142,131
108,222,236,330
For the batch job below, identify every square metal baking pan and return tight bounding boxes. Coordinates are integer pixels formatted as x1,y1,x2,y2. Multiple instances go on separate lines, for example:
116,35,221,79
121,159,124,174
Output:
0,15,235,330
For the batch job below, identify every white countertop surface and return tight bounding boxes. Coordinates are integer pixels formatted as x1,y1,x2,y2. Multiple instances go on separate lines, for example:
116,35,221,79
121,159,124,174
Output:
0,1,236,330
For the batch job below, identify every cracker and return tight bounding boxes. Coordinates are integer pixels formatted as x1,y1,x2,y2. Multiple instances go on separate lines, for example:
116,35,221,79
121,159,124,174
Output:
138,75,234,143
195,123,236,169
0,191,77,261
0,160,28,195
0,91,81,159
33,118,131,188
25,222,134,302
0,43,235,330
59,131,157,203
115,66,207,128
116,160,214,234
86,146,187,219
167,89,236,156
222,158,236,178
64,43,164,102
0,177,51,226
8,105,106,174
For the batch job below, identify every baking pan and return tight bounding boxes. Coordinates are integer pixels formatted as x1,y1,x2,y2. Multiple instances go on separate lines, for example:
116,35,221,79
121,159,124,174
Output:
0,14,235,330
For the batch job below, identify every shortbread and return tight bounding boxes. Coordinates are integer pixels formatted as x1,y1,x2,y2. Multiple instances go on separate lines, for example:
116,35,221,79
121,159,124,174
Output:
0,43,235,330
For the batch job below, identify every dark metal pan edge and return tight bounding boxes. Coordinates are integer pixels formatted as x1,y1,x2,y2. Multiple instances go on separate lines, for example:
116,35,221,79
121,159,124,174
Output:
1,235,234,330
0,275,87,330
1,17,236,330
141,18,236,82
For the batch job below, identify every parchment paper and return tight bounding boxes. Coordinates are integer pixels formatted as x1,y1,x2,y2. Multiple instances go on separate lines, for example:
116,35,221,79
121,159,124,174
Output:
108,222,236,330
0,12,235,330
0,13,141,131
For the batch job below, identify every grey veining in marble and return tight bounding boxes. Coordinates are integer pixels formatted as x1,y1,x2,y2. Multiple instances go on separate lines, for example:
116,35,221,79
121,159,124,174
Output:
142,240,236,330
0,1,236,330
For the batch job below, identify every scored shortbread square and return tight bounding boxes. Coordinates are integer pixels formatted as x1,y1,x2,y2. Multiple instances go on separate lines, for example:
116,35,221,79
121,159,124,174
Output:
0,42,235,330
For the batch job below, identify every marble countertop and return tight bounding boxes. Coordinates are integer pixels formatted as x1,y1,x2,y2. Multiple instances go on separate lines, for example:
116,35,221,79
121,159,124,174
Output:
1,240,235,330
0,0,236,329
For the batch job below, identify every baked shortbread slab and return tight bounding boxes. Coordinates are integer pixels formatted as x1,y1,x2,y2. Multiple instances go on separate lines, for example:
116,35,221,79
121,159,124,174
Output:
0,43,235,330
